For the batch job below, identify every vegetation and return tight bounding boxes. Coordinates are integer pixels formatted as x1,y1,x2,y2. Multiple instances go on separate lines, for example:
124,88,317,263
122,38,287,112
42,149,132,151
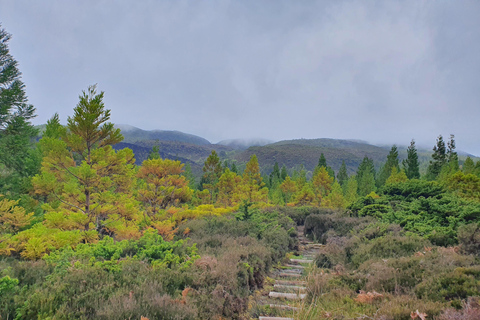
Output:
2,24,480,320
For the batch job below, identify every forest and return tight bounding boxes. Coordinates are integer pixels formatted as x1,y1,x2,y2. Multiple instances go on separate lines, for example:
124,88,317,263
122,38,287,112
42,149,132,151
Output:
2,26,480,320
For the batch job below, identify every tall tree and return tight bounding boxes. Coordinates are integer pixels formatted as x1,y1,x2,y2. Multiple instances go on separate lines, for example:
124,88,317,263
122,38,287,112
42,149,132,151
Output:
200,150,222,201
463,157,475,175
280,165,288,181
316,153,335,179
242,154,268,203
336,160,348,188
426,135,447,180
0,26,39,193
33,85,138,237
377,145,399,187
402,139,420,179
356,156,376,196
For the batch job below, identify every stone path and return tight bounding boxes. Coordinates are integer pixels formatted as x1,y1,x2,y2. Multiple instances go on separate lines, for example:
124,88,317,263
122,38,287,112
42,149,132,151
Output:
257,225,322,320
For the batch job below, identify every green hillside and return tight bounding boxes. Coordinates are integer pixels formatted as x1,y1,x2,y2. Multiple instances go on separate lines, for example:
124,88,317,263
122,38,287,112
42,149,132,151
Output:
234,139,390,175
115,124,211,146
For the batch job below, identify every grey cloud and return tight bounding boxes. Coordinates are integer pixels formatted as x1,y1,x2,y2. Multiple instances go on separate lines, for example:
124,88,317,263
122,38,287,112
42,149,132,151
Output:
1,0,479,155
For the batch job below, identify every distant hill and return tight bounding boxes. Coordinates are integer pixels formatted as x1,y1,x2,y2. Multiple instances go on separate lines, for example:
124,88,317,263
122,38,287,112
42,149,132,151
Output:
217,138,275,150
234,139,391,175
115,124,211,146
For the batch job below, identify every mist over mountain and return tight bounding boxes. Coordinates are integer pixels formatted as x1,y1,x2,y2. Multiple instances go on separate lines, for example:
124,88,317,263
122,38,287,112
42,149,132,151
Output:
216,138,275,150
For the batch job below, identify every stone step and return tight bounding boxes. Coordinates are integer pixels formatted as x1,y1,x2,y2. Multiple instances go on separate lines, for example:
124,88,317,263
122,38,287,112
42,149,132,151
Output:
259,317,294,320
279,268,303,274
275,280,307,285
276,272,302,278
285,264,305,269
268,304,299,311
290,259,313,264
274,284,307,292
269,291,307,300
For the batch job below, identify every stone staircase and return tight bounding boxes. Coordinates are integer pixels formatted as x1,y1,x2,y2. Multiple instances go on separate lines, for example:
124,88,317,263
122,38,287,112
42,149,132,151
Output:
257,226,322,320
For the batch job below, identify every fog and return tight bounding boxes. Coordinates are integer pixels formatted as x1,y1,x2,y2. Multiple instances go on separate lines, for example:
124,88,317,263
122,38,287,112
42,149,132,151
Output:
1,1,479,155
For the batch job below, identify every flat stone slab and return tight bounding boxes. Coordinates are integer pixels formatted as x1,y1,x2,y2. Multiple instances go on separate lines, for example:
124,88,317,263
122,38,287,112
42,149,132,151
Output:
269,291,307,300
290,259,314,264
285,264,305,268
276,272,302,278
280,268,303,274
275,280,307,285
268,304,299,311
274,284,307,291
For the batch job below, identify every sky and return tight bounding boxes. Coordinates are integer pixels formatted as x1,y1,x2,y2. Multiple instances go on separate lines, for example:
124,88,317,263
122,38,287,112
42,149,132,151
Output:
1,1,480,155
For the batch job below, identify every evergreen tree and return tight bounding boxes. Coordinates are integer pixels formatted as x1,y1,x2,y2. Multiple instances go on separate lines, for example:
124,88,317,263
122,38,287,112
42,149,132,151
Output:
316,153,335,179
269,162,281,186
183,163,196,189
344,176,358,206
201,150,222,200
231,162,238,174
426,135,447,180
33,85,138,236
0,26,39,194
148,146,161,160
377,145,399,187
337,160,348,188
446,134,459,172
463,157,475,175
242,154,268,203
402,139,420,179
280,165,288,181
356,156,376,196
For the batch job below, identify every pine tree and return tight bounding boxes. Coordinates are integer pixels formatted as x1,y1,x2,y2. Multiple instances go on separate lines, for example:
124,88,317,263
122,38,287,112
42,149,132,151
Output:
316,153,335,179
322,181,346,209
0,26,39,193
377,145,400,187
402,139,420,179
344,176,358,206
231,162,238,174
201,150,222,201
33,85,138,237
426,135,447,180
280,165,288,181
242,154,268,203
337,160,348,188
356,156,376,196
148,146,161,160
463,157,475,175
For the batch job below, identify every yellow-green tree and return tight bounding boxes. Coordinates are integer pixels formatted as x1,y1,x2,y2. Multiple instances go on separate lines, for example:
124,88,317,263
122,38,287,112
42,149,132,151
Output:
32,85,139,238
385,167,408,185
217,168,242,207
280,176,297,204
311,166,334,205
322,181,346,209
242,155,268,203
0,195,34,234
137,158,193,216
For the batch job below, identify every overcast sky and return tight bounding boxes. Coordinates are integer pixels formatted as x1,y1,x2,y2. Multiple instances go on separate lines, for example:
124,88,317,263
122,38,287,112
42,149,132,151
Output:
1,1,479,155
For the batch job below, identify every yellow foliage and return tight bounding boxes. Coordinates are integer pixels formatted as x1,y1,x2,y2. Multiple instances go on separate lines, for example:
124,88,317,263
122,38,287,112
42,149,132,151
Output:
0,195,34,234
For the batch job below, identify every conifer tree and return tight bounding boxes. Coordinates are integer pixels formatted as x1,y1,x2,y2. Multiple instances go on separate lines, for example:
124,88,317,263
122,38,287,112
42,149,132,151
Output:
377,145,399,187
217,168,242,207
344,176,358,206
242,154,268,203
280,176,296,204
148,146,161,160
200,150,222,201
463,157,475,175
231,162,238,174
403,139,420,179
426,135,447,180
337,160,348,188
280,165,288,181
356,156,376,196
0,26,39,192
322,181,346,209
33,85,138,237
316,153,335,178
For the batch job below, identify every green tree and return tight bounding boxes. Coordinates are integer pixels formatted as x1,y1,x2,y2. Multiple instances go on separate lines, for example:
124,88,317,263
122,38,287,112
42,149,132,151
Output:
242,154,268,203
148,145,161,160
200,150,222,201
463,157,475,175
0,26,39,195
402,139,420,179
336,160,348,188
426,135,447,180
317,153,335,178
33,85,138,237
377,145,399,187
280,165,288,181
356,156,376,196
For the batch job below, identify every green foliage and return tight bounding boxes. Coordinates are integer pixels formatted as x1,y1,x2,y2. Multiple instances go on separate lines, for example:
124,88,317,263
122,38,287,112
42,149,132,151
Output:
377,145,399,187
356,156,376,196
403,139,420,179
